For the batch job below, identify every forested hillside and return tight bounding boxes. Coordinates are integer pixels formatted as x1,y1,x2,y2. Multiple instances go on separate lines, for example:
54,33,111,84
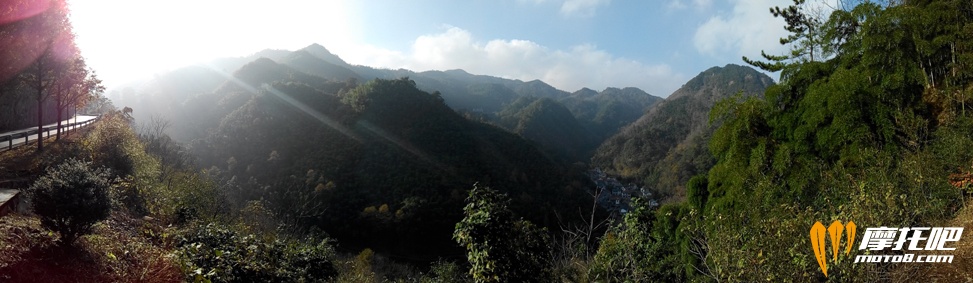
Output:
562,87,664,142
179,64,595,258
589,1,973,281
493,97,597,161
115,45,663,162
592,64,774,201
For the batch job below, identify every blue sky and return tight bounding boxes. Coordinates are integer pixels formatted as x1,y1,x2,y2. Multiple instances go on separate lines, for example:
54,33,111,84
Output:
70,0,808,97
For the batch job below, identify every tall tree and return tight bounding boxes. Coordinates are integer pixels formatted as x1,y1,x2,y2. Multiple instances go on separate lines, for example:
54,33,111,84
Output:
54,58,102,140
743,0,830,72
22,48,60,151
16,0,80,151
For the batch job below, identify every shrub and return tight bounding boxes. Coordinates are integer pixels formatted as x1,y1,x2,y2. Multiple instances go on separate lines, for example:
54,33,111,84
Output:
28,158,112,245
420,260,471,283
176,223,338,283
453,184,552,283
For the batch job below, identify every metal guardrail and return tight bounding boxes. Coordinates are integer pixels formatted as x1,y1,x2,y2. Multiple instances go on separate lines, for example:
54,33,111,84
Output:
0,116,100,151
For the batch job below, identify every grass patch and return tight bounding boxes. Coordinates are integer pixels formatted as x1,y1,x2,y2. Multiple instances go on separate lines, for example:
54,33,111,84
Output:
0,212,181,282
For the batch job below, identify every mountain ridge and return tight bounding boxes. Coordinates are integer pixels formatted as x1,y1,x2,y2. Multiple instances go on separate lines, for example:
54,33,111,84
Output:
591,64,774,201
113,43,666,163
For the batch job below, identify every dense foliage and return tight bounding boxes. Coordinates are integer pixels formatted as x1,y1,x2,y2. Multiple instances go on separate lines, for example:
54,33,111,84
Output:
589,199,690,282
590,0,973,281
176,223,338,283
453,184,552,282
186,71,594,259
27,158,111,245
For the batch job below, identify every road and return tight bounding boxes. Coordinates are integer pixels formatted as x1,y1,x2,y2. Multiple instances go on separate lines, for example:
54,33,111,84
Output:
0,115,98,152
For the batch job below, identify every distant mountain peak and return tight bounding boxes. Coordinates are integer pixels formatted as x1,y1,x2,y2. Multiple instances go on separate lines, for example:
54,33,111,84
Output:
302,43,335,56
572,88,598,97
248,57,279,67
521,79,556,90
516,80,566,98
282,49,362,81
299,43,350,68
444,69,471,75
673,64,774,100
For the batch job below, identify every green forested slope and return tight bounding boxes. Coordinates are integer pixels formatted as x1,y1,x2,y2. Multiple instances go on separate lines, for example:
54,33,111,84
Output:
591,64,773,200
589,1,973,281
192,76,593,259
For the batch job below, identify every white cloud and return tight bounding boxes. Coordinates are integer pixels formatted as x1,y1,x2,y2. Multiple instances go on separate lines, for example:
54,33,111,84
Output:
559,0,610,17
520,0,611,17
339,27,686,96
667,0,713,11
692,0,789,61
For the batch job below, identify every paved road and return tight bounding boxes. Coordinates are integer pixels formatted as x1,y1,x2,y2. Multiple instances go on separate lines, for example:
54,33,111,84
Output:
0,115,98,152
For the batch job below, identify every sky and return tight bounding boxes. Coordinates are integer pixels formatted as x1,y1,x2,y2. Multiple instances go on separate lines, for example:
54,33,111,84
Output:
68,0,820,97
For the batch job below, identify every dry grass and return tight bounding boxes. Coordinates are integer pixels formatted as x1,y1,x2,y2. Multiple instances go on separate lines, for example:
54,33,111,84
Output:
923,198,973,282
0,212,182,282
0,122,185,282
0,128,91,184
888,196,973,282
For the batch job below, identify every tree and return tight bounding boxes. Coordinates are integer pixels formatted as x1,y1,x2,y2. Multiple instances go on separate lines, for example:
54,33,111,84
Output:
16,0,79,151
28,158,111,245
743,0,830,72
22,48,60,151
453,184,552,282
695,1,972,280
54,57,102,140
589,199,691,282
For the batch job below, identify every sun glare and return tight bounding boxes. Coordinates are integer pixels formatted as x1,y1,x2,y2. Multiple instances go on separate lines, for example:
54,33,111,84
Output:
68,0,360,88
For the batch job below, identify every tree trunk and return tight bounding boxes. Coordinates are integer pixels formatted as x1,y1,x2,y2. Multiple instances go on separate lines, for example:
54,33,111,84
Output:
36,94,43,152
56,106,63,140
56,85,63,141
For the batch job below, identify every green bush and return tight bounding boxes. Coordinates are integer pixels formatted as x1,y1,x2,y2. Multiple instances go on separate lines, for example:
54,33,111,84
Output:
453,184,552,283
589,199,690,282
82,113,162,216
28,158,112,245
176,223,338,283
416,260,470,283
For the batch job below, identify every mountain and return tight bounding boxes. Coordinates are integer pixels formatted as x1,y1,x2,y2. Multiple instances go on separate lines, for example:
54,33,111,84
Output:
280,49,362,82
591,64,774,201
116,43,662,164
560,86,663,144
171,58,594,259
495,97,597,161
208,48,292,73
489,86,663,161
515,80,569,98
300,43,353,69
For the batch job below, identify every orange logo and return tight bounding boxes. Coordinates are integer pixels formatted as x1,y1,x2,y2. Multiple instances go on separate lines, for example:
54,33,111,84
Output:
810,220,856,277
